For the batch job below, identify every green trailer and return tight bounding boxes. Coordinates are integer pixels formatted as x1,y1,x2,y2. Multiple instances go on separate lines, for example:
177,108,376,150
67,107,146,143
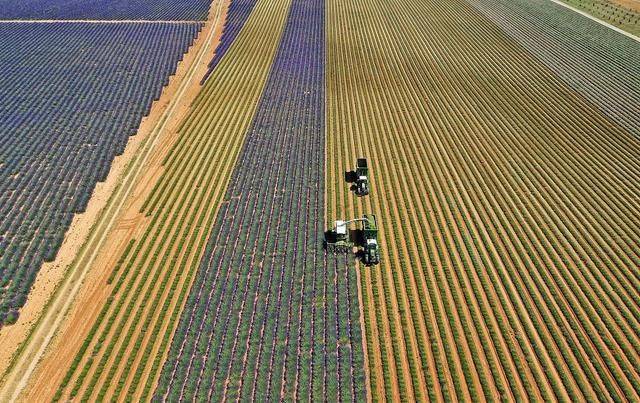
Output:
355,158,370,196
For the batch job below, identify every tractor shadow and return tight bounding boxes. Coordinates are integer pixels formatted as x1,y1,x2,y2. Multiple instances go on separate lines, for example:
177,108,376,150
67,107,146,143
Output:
344,170,358,193
324,230,339,245
344,170,357,183
354,249,372,266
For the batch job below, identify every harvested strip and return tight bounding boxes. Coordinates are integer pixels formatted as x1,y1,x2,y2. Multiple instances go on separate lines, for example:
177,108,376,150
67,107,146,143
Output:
201,0,259,83
327,0,640,400
467,0,640,137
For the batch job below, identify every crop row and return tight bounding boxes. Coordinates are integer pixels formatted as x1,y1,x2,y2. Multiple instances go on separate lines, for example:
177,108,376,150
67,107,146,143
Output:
201,0,259,83
327,0,640,400
156,0,365,400
0,21,201,326
48,0,296,400
0,0,212,21
468,0,640,138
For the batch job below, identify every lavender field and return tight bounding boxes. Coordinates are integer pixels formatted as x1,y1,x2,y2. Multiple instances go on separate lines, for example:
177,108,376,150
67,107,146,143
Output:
0,21,201,325
156,0,366,399
0,0,212,20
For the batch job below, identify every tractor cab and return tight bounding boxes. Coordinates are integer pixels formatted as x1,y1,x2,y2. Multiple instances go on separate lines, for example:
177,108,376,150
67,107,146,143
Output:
363,238,380,266
360,214,380,265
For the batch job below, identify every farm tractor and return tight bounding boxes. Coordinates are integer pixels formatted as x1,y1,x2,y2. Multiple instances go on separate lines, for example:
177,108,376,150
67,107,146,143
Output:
325,214,380,266
345,158,370,196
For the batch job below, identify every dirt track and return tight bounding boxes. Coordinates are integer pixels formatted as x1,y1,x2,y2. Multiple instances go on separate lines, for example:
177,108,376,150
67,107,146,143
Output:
21,0,298,399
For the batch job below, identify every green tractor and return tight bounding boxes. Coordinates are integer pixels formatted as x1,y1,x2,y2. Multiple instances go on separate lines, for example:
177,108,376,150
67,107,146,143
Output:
325,214,380,266
360,214,380,266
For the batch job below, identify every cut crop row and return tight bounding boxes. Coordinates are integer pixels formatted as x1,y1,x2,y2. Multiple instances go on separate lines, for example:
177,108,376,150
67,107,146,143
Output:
327,0,640,400
467,0,640,138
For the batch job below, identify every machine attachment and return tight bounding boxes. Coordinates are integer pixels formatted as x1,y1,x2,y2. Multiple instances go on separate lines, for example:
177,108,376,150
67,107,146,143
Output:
325,215,380,265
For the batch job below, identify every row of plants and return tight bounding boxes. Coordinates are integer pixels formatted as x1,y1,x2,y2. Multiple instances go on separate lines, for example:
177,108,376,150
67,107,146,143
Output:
561,0,640,35
0,0,212,20
468,0,640,137
50,0,292,399
0,21,201,326
156,0,366,400
327,0,640,400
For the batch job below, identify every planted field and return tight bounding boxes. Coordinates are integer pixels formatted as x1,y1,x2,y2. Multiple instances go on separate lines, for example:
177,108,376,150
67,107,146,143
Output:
469,0,640,137
202,0,259,82
0,21,201,326
2,0,639,401
560,0,640,35
156,0,365,400
327,0,640,401
41,0,297,400
0,0,212,21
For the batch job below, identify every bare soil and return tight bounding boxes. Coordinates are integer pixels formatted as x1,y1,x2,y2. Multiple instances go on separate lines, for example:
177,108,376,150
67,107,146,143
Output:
612,0,640,13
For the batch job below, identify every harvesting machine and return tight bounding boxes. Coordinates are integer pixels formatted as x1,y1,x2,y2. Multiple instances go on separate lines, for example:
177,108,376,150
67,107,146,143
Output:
361,214,380,266
325,219,354,253
325,214,380,265
354,158,370,196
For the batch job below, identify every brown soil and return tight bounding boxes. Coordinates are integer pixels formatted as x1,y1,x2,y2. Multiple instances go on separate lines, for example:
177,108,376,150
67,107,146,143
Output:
611,0,640,13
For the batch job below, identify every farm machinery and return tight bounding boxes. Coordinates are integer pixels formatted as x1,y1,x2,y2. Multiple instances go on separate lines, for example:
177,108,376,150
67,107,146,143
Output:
327,158,380,265
325,214,380,266
354,158,370,196
361,214,380,266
